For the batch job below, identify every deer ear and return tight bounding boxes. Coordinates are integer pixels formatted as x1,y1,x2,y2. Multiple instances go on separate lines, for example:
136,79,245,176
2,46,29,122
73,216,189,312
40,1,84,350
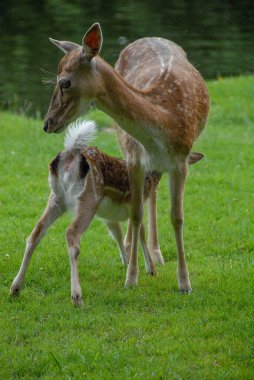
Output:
82,22,103,59
188,152,204,165
49,38,81,54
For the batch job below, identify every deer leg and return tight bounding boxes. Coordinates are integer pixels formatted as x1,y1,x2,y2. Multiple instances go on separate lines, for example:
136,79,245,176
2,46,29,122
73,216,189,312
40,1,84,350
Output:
123,219,132,259
66,187,99,306
169,162,191,293
140,223,157,276
10,193,64,296
105,221,129,266
125,164,144,287
147,187,165,265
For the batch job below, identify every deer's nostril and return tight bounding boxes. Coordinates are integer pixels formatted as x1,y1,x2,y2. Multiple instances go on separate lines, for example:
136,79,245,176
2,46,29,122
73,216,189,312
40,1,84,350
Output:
43,122,49,132
43,117,54,133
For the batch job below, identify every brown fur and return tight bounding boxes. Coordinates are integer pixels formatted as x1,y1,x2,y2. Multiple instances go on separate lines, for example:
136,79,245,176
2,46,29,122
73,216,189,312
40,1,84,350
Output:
10,136,158,305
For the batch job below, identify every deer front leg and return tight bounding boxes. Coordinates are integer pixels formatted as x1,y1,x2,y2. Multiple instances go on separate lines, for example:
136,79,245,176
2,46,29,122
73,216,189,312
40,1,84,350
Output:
139,223,157,276
147,187,165,265
170,162,191,293
105,221,129,266
66,185,99,306
125,163,144,287
10,193,64,296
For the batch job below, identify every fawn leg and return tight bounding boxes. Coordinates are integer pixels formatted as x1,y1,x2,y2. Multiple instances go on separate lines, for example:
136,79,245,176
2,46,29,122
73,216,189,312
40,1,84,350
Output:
140,223,157,276
169,162,191,293
10,193,64,295
123,219,132,259
105,221,129,266
125,163,144,287
147,187,165,265
66,181,99,306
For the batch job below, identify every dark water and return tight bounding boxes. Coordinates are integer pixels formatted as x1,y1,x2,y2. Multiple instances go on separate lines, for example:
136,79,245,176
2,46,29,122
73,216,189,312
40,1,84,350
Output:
0,0,254,116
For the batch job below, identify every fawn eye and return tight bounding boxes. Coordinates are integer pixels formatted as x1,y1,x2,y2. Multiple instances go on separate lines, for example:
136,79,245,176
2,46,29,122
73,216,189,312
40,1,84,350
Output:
59,79,71,89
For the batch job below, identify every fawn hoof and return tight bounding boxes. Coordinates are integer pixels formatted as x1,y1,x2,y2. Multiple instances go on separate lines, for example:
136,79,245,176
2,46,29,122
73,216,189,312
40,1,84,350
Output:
10,286,21,296
10,279,22,296
146,260,157,276
147,267,157,276
179,288,192,294
151,249,165,266
71,294,83,307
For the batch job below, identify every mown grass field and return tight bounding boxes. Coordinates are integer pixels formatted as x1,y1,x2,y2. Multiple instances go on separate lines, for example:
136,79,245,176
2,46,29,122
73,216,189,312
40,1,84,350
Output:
0,76,253,379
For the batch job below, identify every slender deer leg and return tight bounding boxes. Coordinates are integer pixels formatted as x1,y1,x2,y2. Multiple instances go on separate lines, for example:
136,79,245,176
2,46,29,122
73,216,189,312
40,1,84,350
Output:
169,162,191,293
139,223,157,276
125,164,144,287
66,181,100,305
105,221,129,266
124,219,132,259
147,188,165,265
10,193,64,296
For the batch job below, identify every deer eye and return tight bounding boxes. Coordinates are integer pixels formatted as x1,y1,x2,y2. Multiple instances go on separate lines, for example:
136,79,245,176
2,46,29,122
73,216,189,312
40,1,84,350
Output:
59,79,71,89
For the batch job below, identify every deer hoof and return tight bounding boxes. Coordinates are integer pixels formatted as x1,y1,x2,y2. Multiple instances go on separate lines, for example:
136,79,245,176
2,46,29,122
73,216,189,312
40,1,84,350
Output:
125,266,139,287
151,249,165,266
125,275,138,288
10,287,21,296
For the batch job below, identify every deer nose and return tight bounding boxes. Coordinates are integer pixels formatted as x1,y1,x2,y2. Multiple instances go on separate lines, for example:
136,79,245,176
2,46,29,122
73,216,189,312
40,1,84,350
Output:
43,118,53,133
43,121,49,132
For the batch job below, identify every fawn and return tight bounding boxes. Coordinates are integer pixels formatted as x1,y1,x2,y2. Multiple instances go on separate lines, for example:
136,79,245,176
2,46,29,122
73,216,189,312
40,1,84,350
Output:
10,121,160,305
43,23,209,292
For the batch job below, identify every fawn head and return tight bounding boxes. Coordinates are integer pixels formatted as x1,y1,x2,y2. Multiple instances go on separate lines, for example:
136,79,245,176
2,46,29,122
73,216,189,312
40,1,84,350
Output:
44,23,103,133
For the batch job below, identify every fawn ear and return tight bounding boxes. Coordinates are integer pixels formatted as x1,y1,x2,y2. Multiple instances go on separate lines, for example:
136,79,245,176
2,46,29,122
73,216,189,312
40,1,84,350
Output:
82,22,103,59
49,38,80,54
188,152,204,165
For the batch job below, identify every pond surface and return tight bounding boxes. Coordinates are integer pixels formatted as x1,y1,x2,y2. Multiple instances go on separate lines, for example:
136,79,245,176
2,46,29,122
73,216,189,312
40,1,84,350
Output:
0,0,253,116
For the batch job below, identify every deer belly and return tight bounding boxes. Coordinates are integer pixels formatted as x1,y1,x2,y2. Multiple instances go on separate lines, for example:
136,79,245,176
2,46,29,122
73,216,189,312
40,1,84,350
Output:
96,196,130,222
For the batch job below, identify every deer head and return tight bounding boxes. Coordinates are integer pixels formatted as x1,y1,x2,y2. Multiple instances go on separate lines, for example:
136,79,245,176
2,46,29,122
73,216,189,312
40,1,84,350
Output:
43,23,103,133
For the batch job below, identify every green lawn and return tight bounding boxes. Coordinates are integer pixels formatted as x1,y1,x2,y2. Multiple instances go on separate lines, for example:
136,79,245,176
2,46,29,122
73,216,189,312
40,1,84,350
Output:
0,76,253,379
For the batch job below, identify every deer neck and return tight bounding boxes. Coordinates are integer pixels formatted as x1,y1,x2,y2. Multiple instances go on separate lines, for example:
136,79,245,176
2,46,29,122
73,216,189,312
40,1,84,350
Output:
94,57,164,133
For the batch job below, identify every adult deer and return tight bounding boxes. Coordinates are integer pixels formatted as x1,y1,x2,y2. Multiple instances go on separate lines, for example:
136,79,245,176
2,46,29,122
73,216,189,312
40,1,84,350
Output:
43,23,209,292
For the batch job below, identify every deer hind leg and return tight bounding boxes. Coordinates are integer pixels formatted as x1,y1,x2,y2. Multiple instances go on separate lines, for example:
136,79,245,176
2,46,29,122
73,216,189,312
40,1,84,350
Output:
147,187,165,265
10,193,64,296
105,221,129,266
66,183,99,306
170,162,191,293
123,219,132,259
140,223,157,276
125,163,144,287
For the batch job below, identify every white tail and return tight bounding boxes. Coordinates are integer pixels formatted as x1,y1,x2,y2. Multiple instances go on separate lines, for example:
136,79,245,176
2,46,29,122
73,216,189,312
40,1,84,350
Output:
64,119,97,151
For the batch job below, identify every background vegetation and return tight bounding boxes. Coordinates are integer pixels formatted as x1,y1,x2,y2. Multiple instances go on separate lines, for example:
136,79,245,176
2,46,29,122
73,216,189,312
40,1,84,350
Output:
0,76,253,378
1,0,254,116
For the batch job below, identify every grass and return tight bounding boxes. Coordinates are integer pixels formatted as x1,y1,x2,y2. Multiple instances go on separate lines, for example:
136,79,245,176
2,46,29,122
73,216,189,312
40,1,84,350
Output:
0,76,253,379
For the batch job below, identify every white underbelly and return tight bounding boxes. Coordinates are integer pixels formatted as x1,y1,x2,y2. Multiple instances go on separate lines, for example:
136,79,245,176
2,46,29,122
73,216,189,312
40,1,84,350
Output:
96,196,130,222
